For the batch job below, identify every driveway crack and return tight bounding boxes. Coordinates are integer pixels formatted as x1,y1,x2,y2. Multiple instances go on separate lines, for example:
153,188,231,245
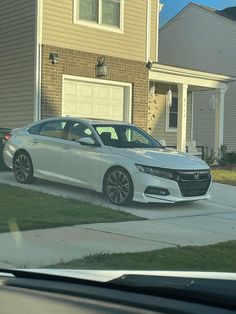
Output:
79,226,179,248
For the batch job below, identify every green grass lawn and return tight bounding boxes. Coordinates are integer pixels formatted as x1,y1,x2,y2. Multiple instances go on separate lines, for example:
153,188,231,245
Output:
212,168,236,186
0,184,142,233
49,240,236,273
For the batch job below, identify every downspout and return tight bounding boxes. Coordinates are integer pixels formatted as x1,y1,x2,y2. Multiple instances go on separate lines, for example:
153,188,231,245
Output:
34,0,42,121
146,0,151,62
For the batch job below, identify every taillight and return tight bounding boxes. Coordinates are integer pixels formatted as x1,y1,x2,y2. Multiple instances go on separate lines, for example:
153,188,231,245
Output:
4,133,12,141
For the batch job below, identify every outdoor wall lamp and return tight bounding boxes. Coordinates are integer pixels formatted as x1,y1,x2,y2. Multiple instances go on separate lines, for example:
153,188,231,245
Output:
146,60,153,70
95,56,107,77
49,52,59,65
167,88,172,107
209,94,216,111
149,81,158,96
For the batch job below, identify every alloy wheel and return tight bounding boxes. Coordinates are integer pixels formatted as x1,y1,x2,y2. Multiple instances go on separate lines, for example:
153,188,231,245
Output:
106,170,131,205
14,154,32,183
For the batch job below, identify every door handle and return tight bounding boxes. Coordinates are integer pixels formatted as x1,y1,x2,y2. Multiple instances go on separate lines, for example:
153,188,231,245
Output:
32,139,39,144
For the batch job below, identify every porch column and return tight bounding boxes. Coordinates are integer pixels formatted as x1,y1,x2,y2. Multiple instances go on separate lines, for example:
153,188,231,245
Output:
214,88,226,152
177,83,188,152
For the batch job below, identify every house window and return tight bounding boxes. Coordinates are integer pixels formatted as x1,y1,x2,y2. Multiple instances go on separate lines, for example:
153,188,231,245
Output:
75,0,122,31
79,0,98,22
166,95,178,132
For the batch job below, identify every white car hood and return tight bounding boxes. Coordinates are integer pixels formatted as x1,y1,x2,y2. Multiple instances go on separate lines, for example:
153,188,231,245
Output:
110,147,209,170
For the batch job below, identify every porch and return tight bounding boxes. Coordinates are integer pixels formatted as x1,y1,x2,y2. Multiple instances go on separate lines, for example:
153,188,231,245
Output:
148,63,235,153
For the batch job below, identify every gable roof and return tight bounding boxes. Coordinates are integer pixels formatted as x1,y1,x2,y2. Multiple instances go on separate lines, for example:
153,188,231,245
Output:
160,2,236,31
218,6,236,22
195,3,236,22
189,3,236,22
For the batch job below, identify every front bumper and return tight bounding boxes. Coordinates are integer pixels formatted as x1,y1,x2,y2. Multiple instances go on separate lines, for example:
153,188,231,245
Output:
131,171,212,204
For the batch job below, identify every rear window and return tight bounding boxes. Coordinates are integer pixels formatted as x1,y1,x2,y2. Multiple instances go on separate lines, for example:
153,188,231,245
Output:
39,121,67,139
28,124,42,135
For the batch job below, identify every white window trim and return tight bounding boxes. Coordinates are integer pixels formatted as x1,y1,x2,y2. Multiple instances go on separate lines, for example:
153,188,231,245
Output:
62,75,132,123
73,0,124,33
165,93,178,133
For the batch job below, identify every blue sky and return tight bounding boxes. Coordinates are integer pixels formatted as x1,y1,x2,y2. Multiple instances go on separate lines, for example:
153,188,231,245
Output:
160,0,236,26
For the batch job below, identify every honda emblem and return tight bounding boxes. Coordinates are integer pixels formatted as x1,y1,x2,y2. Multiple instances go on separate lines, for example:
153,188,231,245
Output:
193,172,200,180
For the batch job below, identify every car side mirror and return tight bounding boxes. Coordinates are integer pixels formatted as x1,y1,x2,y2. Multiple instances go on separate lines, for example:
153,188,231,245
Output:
78,137,97,146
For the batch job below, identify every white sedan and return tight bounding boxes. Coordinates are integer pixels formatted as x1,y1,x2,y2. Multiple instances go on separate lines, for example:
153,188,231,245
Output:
3,117,212,205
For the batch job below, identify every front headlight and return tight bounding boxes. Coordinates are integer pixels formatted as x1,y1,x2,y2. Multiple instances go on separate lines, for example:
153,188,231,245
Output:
136,164,176,180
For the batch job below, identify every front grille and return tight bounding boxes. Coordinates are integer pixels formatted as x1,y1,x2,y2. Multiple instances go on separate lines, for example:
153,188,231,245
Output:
176,170,211,197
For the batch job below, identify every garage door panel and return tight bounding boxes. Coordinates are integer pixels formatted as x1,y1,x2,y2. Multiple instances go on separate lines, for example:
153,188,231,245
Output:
64,82,77,97
97,86,110,99
93,103,108,113
111,87,123,100
63,79,125,121
78,84,93,97
77,103,93,116
63,102,77,116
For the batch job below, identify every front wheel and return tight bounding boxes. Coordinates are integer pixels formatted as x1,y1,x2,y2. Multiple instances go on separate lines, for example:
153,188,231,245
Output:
104,167,133,205
13,152,34,184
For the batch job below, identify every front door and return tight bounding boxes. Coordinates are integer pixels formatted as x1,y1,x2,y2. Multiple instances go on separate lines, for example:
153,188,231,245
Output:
58,121,102,190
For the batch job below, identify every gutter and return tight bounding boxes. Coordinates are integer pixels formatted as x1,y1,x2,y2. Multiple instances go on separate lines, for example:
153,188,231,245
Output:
34,0,42,121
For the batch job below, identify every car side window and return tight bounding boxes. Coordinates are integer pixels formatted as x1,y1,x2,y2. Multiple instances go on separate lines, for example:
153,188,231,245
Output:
28,124,42,135
96,126,118,139
39,121,67,139
67,122,96,142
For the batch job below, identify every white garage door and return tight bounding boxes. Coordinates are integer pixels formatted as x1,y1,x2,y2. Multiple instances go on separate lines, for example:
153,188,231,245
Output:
63,78,127,121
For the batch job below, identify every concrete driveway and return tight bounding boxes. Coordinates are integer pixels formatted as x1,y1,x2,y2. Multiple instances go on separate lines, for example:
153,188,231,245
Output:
0,171,236,268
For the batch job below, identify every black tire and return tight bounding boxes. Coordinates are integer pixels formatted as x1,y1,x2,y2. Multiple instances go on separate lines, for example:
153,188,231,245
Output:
13,151,34,184
104,167,133,206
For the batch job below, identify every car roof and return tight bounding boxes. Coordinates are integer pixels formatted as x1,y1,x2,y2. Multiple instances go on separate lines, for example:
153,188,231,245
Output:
83,119,131,126
26,117,132,128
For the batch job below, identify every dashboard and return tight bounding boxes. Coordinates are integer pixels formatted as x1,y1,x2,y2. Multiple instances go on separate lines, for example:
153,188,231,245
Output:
0,273,235,314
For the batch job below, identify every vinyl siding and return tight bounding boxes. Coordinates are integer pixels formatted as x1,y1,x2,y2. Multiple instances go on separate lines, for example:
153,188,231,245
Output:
192,91,215,149
148,92,192,146
159,4,236,150
0,0,36,128
42,0,157,62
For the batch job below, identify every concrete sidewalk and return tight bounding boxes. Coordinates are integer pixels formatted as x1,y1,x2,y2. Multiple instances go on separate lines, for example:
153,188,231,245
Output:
0,207,236,268
0,225,174,268
0,171,236,268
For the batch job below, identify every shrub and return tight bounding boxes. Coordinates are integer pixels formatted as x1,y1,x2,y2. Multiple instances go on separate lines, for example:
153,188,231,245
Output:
204,146,216,165
227,151,236,164
217,145,229,166
0,143,5,170
204,145,236,166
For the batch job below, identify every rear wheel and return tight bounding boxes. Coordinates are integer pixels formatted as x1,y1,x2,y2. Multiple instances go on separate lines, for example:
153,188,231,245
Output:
13,152,34,184
104,167,133,206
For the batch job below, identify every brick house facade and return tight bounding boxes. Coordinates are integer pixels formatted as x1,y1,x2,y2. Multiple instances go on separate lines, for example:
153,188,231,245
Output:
41,45,149,130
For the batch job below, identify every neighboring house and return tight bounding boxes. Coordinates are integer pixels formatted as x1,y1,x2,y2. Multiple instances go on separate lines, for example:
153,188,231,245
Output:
159,3,236,151
0,0,233,153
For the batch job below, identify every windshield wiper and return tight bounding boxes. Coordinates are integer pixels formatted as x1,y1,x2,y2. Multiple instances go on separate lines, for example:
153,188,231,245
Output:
109,274,236,310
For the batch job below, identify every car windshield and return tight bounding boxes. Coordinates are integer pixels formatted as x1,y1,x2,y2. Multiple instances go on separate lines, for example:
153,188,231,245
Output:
93,124,162,148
